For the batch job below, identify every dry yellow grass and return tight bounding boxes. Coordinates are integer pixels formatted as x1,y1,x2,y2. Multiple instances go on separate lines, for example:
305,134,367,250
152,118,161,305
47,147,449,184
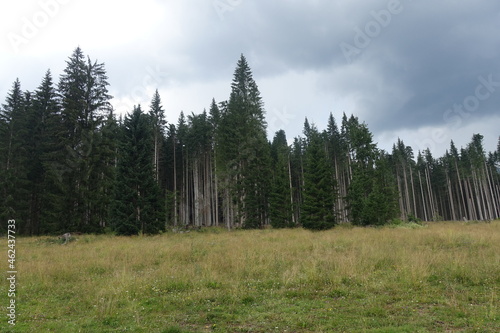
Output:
2,221,499,332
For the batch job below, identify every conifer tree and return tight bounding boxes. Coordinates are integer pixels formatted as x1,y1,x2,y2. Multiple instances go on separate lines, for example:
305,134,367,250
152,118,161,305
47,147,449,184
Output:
217,54,271,228
290,137,305,224
57,47,113,231
301,122,336,230
112,106,164,235
208,99,221,226
24,70,64,234
363,152,399,225
0,79,30,232
269,130,295,228
345,115,378,225
149,89,166,185
325,113,348,222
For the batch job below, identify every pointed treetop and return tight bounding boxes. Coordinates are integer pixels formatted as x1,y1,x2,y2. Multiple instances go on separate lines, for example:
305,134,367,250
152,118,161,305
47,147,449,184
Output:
230,53,261,107
1,78,24,114
303,117,311,138
327,113,339,134
209,97,220,126
149,89,166,126
272,129,288,147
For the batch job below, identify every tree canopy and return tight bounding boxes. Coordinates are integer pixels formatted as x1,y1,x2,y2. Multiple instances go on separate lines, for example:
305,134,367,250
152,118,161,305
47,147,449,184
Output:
1,48,499,235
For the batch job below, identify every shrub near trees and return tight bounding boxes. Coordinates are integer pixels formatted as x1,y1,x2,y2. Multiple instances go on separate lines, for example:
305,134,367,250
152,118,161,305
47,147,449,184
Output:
1,48,499,234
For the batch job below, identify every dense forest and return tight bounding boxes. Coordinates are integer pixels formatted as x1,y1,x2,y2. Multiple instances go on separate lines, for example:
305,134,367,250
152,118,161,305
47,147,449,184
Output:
1,48,499,235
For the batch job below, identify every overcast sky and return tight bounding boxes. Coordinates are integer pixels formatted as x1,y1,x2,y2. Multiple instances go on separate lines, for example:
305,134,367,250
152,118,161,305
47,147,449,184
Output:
1,0,499,156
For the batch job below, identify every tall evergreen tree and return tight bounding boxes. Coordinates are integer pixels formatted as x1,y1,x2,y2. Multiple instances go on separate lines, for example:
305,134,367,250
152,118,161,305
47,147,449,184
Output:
24,70,64,234
0,79,30,232
301,122,336,230
217,54,271,228
363,152,399,225
325,113,348,223
112,106,164,235
57,47,113,232
290,137,305,225
149,89,166,185
269,130,295,228
345,115,379,225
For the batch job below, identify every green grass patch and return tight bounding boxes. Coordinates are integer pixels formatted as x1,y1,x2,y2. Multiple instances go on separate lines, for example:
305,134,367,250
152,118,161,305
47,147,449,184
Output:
1,222,499,332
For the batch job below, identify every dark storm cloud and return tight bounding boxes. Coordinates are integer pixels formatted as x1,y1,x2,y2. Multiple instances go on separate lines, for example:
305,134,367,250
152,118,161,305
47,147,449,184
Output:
152,0,499,135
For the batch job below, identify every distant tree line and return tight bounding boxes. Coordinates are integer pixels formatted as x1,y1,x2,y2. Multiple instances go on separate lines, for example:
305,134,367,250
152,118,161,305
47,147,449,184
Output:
1,48,499,235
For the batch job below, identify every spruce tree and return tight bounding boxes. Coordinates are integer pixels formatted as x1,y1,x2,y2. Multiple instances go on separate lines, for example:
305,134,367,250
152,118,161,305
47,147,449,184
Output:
57,47,113,232
25,70,63,234
363,152,399,225
217,54,271,228
301,122,336,230
149,89,166,186
269,130,294,228
0,79,30,232
112,106,164,235
326,113,348,223
345,115,378,225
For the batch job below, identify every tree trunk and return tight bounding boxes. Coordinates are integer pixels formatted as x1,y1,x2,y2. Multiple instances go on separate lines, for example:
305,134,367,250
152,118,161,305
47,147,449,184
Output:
418,170,428,221
288,154,295,225
446,170,456,221
409,165,417,218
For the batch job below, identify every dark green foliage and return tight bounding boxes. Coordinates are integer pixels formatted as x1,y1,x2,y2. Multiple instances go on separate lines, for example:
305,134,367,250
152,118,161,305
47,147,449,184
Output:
26,71,64,234
217,54,271,228
149,89,166,187
0,79,30,232
111,106,164,235
56,47,113,232
345,116,398,226
363,153,399,225
345,116,376,226
300,122,337,230
269,130,295,228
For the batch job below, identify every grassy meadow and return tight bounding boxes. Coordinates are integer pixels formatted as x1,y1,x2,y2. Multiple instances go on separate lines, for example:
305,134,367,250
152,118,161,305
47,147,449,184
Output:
2,221,499,332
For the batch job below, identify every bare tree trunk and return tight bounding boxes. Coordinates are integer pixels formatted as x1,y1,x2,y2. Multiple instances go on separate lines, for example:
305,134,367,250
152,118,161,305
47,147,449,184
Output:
193,158,200,227
409,165,417,218
403,164,411,220
471,170,484,220
173,137,178,226
465,179,477,220
288,154,295,225
425,165,435,220
484,162,499,218
446,170,457,221
454,160,467,220
153,132,159,183
418,170,428,221
213,154,219,226
396,169,404,219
